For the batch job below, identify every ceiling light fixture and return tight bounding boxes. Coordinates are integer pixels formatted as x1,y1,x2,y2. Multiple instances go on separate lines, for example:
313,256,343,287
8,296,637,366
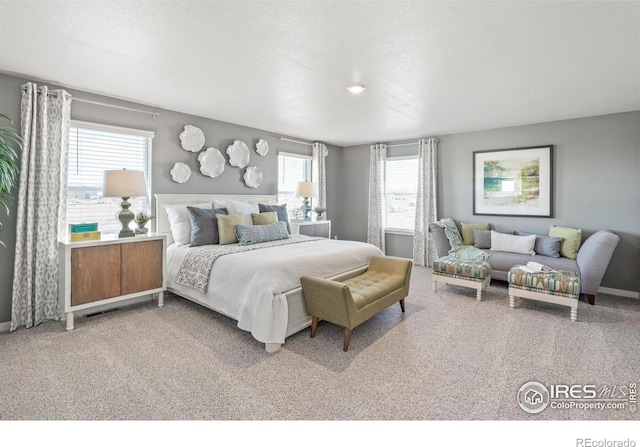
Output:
347,84,366,94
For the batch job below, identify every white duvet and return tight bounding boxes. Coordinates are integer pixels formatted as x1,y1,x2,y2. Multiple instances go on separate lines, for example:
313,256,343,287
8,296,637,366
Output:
166,238,383,344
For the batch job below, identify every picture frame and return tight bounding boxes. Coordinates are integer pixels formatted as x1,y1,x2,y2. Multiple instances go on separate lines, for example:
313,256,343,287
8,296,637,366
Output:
473,145,553,217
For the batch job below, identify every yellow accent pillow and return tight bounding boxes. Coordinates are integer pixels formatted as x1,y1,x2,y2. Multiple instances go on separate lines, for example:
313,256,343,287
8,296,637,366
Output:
217,213,245,245
549,225,582,259
461,222,491,245
251,211,278,225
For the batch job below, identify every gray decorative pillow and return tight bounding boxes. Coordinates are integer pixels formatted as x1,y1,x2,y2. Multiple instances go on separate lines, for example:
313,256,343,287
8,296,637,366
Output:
258,203,290,233
518,231,563,258
187,207,227,246
473,229,492,249
235,221,289,245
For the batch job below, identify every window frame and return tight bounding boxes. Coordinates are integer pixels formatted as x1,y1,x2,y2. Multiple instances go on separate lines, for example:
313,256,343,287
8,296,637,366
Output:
66,120,154,236
277,151,313,218
384,154,419,235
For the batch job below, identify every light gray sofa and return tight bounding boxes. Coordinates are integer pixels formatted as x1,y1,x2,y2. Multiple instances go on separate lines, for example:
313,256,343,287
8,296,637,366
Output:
429,222,620,305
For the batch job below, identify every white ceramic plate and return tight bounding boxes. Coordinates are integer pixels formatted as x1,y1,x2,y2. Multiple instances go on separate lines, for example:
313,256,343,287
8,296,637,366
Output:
256,139,269,156
198,147,226,178
226,140,250,168
243,166,263,188
170,162,191,183
179,125,206,152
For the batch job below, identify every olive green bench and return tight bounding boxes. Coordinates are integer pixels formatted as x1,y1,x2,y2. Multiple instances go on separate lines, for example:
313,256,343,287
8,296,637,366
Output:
300,256,413,351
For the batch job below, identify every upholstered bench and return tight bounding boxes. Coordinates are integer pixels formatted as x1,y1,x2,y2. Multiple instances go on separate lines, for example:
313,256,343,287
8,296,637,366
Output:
300,256,413,351
432,256,492,301
508,266,581,321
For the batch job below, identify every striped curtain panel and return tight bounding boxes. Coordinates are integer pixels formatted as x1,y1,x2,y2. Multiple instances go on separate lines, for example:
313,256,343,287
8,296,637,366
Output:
312,142,328,211
367,143,387,253
413,137,438,266
11,83,71,330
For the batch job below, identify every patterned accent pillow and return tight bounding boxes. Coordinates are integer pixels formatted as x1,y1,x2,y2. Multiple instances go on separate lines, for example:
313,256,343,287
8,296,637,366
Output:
235,221,289,245
217,213,246,245
187,207,227,246
251,211,278,225
258,203,291,233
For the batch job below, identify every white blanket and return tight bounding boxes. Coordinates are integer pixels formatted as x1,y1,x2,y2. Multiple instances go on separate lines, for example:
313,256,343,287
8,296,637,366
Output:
166,238,383,344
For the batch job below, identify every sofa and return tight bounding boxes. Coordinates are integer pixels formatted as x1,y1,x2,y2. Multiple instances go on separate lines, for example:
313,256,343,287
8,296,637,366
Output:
429,220,620,305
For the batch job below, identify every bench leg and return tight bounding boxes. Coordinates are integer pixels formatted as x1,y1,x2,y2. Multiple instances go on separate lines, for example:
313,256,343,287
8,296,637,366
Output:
343,328,352,352
399,298,405,312
310,316,319,338
432,280,437,292
476,287,482,301
571,305,578,322
509,293,515,309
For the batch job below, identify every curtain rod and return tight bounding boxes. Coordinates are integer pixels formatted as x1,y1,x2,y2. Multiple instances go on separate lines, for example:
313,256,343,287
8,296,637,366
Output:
279,137,313,146
21,85,160,117
386,142,417,148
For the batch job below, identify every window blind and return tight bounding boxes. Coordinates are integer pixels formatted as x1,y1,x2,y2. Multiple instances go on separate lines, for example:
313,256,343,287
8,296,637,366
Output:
66,121,153,235
385,156,419,232
277,152,312,217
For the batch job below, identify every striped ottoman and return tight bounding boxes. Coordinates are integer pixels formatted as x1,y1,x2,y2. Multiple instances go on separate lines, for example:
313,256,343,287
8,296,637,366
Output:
508,266,581,321
432,256,492,301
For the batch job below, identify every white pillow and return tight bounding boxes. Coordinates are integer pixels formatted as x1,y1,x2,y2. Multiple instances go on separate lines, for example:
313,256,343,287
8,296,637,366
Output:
215,198,259,226
164,202,212,245
490,230,536,255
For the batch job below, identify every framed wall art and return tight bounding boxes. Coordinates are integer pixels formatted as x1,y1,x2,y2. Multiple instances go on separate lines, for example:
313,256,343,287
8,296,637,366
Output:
473,145,553,217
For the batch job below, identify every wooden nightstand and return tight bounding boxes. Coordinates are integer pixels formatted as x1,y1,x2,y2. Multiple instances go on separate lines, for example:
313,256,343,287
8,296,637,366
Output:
290,220,331,238
58,233,167,330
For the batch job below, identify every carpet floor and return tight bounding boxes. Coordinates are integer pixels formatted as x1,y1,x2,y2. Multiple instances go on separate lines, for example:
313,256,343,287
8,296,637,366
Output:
1,266,638,421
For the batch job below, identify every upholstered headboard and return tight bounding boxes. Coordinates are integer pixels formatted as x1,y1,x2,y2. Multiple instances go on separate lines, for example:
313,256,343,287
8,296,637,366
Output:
154,194,278,245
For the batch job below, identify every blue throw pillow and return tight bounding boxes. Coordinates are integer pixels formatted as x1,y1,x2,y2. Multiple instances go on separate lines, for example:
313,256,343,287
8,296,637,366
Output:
258,203,290,233
188,207,227,246
517,231,563,258
235,221,289,245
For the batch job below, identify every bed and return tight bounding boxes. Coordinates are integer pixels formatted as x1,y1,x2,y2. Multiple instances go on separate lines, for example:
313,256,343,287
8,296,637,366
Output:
155,194,383,352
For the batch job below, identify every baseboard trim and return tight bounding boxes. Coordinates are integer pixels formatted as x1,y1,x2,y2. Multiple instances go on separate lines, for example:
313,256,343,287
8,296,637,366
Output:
598,287,640,299
0,321,10,332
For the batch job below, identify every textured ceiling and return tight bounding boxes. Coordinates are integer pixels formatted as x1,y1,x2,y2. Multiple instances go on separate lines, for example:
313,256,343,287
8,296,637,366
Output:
1,1,639,146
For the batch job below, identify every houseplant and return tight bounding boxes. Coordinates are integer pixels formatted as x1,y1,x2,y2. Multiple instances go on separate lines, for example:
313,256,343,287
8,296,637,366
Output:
0,113,21,245
134,211,154,234
313,206,326,220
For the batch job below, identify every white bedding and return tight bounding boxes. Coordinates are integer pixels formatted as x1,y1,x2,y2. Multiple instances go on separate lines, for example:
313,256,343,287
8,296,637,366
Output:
167,237,383,344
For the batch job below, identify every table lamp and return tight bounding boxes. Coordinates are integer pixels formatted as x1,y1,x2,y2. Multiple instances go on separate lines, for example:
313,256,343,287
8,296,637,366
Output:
103,169,148,238
295,181,317,221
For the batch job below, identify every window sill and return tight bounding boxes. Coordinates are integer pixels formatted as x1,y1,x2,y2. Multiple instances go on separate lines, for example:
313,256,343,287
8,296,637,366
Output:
385,229,414,236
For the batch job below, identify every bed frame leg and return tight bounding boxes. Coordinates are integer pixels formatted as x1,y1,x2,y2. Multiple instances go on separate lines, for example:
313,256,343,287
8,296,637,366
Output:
265,343,281,353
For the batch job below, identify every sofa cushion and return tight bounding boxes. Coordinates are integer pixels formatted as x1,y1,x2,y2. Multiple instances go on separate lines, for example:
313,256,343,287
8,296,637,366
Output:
485,250,579,281
549,225,582,260
490,231,536,255
461,222,491,245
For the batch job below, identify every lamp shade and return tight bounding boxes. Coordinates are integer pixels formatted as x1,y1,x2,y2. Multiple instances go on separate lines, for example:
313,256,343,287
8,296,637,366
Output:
103,169,147,198
295,181,317,198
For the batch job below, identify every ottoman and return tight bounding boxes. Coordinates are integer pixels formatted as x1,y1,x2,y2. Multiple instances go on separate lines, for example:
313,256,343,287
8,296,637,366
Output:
432,256,492,301
508,266,581,321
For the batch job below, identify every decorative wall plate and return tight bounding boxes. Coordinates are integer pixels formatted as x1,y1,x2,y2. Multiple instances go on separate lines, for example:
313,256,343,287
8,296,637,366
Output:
179,125,205,152
198,147,226,178
226,140,250,168
170,162,191,183
256,139,269,156
243,166,263,188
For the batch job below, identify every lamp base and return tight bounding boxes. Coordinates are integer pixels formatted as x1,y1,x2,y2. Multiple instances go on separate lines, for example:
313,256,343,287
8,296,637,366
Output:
301,197,311,221
117,196,136,238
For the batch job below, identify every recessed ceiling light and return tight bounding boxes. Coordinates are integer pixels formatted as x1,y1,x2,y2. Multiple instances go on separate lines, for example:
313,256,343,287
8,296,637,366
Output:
347,84,366,94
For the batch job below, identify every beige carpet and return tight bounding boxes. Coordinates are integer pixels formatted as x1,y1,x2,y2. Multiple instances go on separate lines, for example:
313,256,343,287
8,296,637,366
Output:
1,266,638,421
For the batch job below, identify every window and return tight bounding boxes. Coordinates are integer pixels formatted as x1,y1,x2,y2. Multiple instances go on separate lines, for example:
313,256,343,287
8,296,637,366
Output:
66,121,153,235
385,156,419,233
277,151,312,219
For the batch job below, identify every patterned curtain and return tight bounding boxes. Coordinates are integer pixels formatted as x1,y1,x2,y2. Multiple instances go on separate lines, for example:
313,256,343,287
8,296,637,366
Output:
413,138,439,266
11,83,71,330
367,143,387,253
312,142,328,211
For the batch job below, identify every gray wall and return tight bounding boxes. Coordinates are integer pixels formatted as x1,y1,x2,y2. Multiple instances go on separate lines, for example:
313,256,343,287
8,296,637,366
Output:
0,72,344,325
342,112,640,293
